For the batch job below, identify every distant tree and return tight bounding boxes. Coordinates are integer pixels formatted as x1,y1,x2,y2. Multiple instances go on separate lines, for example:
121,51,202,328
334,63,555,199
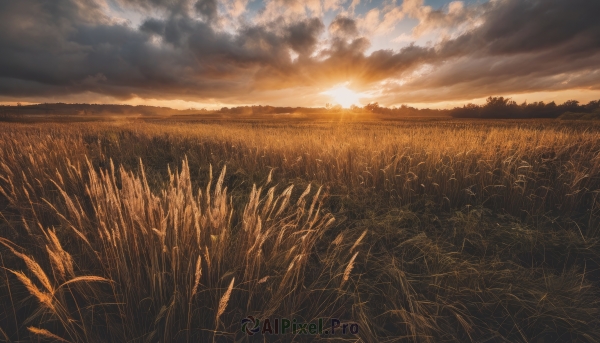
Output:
562,100,580,112
449,96,600,119
584,100,600,112
450,103,481,118
365,102,381,113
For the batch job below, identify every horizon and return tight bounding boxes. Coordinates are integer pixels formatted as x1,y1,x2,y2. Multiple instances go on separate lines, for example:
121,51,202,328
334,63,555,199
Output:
2,94,599,112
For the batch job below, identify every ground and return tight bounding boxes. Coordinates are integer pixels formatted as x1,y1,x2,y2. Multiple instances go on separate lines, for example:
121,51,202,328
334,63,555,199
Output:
0,115,599,342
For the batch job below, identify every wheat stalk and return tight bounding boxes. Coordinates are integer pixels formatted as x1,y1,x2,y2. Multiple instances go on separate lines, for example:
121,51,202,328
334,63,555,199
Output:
191,255,202,297
215,277,235,324
57,276,111,289
9,270,54,310
350,230,368,253
27,327,70,342
0,239,53,293
341,252,359,286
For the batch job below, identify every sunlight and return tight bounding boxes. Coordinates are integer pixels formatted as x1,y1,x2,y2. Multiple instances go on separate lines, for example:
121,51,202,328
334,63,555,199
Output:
323,85,363,108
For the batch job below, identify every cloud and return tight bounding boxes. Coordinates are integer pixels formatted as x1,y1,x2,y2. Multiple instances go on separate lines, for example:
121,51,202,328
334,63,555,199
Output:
0,0,599,107
329,16,359,38
114,0,196,17
357,5,405,36
195,0,218,21
375,0,600,104
285,18,325,55
408,0,484,38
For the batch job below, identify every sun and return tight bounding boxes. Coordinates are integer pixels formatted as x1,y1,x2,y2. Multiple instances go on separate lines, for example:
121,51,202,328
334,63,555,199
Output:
323,85,363,108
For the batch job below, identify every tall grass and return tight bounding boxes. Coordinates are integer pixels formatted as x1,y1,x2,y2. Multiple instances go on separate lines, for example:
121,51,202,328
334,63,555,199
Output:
1,119,600,342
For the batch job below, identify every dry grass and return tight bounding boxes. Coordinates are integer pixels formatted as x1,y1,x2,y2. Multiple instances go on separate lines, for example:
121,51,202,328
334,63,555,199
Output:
0,118,599,342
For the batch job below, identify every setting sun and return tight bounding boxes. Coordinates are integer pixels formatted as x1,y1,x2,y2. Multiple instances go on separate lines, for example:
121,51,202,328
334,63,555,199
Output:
323,85,363,108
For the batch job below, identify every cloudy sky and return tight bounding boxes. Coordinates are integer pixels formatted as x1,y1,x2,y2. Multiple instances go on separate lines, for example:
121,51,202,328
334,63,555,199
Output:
1,0,599,109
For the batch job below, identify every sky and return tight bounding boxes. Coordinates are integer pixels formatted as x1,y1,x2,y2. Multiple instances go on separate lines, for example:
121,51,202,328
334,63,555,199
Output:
0,0,599,109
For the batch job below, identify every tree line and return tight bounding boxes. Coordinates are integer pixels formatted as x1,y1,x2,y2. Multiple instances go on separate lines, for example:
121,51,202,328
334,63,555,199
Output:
448,97,600,119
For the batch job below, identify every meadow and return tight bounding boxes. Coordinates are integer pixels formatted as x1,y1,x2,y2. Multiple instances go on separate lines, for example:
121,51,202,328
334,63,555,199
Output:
1,117,600,342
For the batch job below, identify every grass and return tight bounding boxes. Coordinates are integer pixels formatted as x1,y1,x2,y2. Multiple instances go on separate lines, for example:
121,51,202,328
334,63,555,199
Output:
0,118,600,342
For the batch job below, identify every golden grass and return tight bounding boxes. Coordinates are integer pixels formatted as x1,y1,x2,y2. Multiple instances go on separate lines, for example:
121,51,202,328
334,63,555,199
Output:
0,119,599,342
27,326,70,342
215,277,235,325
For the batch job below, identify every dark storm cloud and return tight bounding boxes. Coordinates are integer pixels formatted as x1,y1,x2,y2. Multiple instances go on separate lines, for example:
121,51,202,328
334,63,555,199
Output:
140,18,166,35
115,0,195,15
286,18,324,55
0,0,599,104
329,16,359,38
432,0,600,60
194,0,218,21
0,0,326,101
382,0,600,103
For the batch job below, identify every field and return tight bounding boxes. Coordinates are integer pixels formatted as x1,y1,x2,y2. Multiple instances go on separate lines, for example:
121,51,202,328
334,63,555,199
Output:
1,117,600,342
